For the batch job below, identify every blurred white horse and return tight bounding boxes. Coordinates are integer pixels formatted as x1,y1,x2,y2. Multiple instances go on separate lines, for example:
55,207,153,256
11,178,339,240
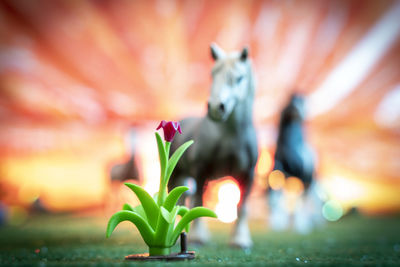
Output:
169,44,258,248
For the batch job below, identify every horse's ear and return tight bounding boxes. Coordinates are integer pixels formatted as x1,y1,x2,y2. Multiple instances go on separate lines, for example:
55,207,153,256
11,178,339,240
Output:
210,43,225,61
240,47,249,61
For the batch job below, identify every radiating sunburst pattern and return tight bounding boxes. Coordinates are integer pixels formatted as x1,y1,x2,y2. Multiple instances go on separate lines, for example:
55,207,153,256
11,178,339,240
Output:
0,0,399,214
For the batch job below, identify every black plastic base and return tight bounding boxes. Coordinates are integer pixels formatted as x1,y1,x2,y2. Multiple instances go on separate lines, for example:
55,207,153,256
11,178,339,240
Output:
125,251,195,261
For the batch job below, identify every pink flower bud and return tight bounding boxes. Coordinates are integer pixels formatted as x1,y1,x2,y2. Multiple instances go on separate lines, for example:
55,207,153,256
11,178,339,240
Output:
156,120,182,142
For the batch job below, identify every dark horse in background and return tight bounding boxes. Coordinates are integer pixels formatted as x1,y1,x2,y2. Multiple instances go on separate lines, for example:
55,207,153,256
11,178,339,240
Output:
269,93,319,234
274,93,314,188
168,44,258,248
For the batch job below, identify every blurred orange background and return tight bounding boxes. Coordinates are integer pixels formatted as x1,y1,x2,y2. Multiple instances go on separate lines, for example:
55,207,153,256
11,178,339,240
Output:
0,0,399,217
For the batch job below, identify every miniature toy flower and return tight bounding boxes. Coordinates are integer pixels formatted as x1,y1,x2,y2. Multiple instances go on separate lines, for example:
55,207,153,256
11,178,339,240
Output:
106,121,216,257
156,120,182,142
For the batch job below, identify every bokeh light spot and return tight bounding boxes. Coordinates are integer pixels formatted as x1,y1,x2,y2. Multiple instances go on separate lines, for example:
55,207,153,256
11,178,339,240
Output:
268,170,285,190
256,149,272,176
215,202,237,223
215,179,240,223
284,176,304,196
218,182,241,205
322,200,344,221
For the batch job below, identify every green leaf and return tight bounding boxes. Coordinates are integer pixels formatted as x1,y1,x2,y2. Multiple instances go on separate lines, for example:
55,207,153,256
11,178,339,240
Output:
106,210,155,246
124,183,159,230
165,140,193,185
170,207,217,245
153,192,159,203
163,186,189,211
132,205,148,221
160,206,172,224
122,203,134,211
155,132,167,180
123,203,148,221
165,141,171,159
177,206,190,232
160,206,179,224
157,206,179,247
177,206,189,217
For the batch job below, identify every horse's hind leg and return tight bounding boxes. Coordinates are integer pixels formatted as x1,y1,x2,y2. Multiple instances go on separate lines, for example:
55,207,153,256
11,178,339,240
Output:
231,170,254,249
188,177,210,245
294,181,323,234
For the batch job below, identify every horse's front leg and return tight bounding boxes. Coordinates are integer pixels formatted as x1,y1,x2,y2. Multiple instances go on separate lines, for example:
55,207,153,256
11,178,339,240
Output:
231,170,254,249
188,177,210,244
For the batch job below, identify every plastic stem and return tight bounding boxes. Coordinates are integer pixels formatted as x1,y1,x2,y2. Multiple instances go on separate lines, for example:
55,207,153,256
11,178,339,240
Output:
157,141,171,206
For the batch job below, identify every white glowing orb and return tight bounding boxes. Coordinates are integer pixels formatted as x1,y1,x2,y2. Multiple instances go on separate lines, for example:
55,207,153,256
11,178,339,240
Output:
215,180,241,223
324,176,364,204
215,202,237,223
217,182,241,205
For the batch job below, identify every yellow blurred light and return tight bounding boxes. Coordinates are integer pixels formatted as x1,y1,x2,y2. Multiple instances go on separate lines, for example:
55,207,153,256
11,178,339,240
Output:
3,155,108,211
18,184,40,205
268,170,285,190
1,129,125,211
323,175,365,205
256,148,272,176
284,176,304,197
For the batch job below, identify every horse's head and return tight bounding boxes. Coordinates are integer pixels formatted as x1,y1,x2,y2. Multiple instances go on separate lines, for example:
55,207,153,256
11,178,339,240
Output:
283,93,306,122
207,43,253,122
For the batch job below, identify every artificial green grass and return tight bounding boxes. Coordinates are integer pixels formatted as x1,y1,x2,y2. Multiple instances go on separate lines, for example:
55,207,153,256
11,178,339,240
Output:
0,213,399,266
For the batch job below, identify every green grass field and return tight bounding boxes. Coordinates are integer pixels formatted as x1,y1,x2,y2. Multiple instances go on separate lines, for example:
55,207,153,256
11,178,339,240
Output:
0,213,399,266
